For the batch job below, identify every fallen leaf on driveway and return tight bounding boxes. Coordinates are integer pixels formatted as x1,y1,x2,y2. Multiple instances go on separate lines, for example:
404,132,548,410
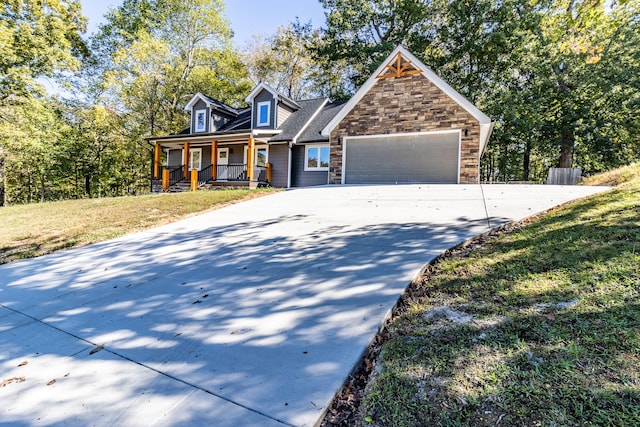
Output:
1,377,26,387
47,379,56,386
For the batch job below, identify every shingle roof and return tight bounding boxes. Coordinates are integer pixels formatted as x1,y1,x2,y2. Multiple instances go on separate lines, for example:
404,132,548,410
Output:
163,93,344,140
270,98,328,142
202,95,242,117
296,101,346,143
218,108,251,131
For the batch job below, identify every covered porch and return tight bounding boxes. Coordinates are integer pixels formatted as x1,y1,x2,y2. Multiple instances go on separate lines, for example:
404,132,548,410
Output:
150,133,273,192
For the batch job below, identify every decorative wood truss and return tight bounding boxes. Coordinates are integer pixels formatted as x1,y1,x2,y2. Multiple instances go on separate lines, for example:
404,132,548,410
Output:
376,52,423,79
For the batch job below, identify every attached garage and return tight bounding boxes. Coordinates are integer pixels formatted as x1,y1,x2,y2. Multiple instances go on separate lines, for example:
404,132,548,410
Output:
322,46,494,185
343,132,460,184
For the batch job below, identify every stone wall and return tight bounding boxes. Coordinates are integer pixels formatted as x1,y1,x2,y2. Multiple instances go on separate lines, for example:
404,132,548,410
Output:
329,73,481,184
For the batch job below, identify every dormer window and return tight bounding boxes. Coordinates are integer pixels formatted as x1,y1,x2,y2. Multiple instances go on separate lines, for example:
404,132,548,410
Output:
257,101,270,126
195,109,207,132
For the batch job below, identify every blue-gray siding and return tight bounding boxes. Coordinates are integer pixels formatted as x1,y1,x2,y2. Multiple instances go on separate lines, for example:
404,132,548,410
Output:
167,146,212,169
253,89,276,129
268,144,289,187
167,149,182,167
227,144,246,164
291,145,328,187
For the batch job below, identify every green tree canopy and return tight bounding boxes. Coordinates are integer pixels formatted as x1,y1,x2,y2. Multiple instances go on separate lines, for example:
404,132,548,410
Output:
0,0,87,102
317,0,640,180
94,0,251,136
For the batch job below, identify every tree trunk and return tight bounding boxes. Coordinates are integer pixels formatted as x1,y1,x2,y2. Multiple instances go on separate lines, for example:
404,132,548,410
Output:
558,129,574,168
523,140,531,181
85,175,91,197
40,175,45,203
28,173,32,203
75,165,79,199
0,155,5,206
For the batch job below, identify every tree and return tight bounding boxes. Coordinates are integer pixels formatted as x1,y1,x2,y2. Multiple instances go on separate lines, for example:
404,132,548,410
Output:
0,0,88,204
0,0,87,102
96,0,250,136
318,0,640,180
0,96,69,203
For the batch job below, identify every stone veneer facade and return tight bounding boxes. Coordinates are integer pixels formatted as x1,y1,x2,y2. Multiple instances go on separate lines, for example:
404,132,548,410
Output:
329,73,481,184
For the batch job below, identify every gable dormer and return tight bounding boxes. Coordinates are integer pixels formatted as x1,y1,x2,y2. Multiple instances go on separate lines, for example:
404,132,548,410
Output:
244,83,300,130
184,93,239,133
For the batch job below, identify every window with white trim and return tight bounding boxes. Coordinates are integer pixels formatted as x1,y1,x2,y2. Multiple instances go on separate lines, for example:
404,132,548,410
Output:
305,145,330,171
190,148,202,170
195,109,207,132
257,101,270,126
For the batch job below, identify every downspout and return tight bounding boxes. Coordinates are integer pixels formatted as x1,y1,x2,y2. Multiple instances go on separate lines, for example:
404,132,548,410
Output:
287,142,293,188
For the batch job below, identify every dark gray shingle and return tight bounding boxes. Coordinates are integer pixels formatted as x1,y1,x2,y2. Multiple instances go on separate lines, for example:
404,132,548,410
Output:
270,98,328,142
296,101,346,143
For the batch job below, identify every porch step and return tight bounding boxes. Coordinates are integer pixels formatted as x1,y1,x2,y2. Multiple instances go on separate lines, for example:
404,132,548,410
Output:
168,181,191,192
166,180,269,192
200,181,250,189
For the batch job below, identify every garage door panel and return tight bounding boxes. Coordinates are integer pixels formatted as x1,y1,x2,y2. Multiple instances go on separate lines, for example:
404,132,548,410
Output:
344,133,460,184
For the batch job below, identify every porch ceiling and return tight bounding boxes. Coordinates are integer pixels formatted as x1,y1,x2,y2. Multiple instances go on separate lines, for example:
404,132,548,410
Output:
150,132,275,149
155,136,269,149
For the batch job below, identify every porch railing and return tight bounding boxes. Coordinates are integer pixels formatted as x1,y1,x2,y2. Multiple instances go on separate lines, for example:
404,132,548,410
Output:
168,165,184,187
163,163,270,189
216,163,248,181
198,164,213,186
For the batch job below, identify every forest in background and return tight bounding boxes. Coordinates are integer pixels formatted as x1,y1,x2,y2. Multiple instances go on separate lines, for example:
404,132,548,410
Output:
1,0,638,205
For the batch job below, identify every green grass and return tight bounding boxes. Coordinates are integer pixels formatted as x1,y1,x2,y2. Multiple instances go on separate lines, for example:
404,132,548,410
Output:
0,189,277,264
357,164,640,426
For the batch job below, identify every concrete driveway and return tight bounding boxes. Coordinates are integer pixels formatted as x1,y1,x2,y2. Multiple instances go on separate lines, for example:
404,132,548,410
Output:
0,184,608,426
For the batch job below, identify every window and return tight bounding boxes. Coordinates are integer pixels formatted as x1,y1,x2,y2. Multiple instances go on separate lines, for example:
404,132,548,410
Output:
195,109,206,132
305,145,330,171
257,101,270,126
190,148,202,170
256,147,267,167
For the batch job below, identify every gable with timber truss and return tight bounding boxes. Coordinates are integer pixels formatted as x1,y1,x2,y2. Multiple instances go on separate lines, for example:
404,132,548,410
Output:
321,45,493,157
376,52,423,79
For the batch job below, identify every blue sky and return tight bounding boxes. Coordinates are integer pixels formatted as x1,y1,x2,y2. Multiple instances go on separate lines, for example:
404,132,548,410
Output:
80,0,327,46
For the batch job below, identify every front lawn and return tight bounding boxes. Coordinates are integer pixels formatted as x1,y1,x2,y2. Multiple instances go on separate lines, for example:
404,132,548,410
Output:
0,189,276,264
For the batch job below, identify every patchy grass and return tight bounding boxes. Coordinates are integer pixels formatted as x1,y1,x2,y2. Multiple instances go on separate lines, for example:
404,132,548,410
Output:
0,189,277,264
345,165,640,426
581,162,640,187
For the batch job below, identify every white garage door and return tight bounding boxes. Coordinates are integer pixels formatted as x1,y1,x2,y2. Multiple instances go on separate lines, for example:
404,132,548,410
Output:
344,132,460,184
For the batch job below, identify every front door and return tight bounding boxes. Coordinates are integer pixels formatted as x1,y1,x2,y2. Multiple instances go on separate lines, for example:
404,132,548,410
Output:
217,147,229,180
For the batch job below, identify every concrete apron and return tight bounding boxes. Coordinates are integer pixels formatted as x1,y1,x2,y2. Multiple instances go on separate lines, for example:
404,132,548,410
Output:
0,184,609,426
